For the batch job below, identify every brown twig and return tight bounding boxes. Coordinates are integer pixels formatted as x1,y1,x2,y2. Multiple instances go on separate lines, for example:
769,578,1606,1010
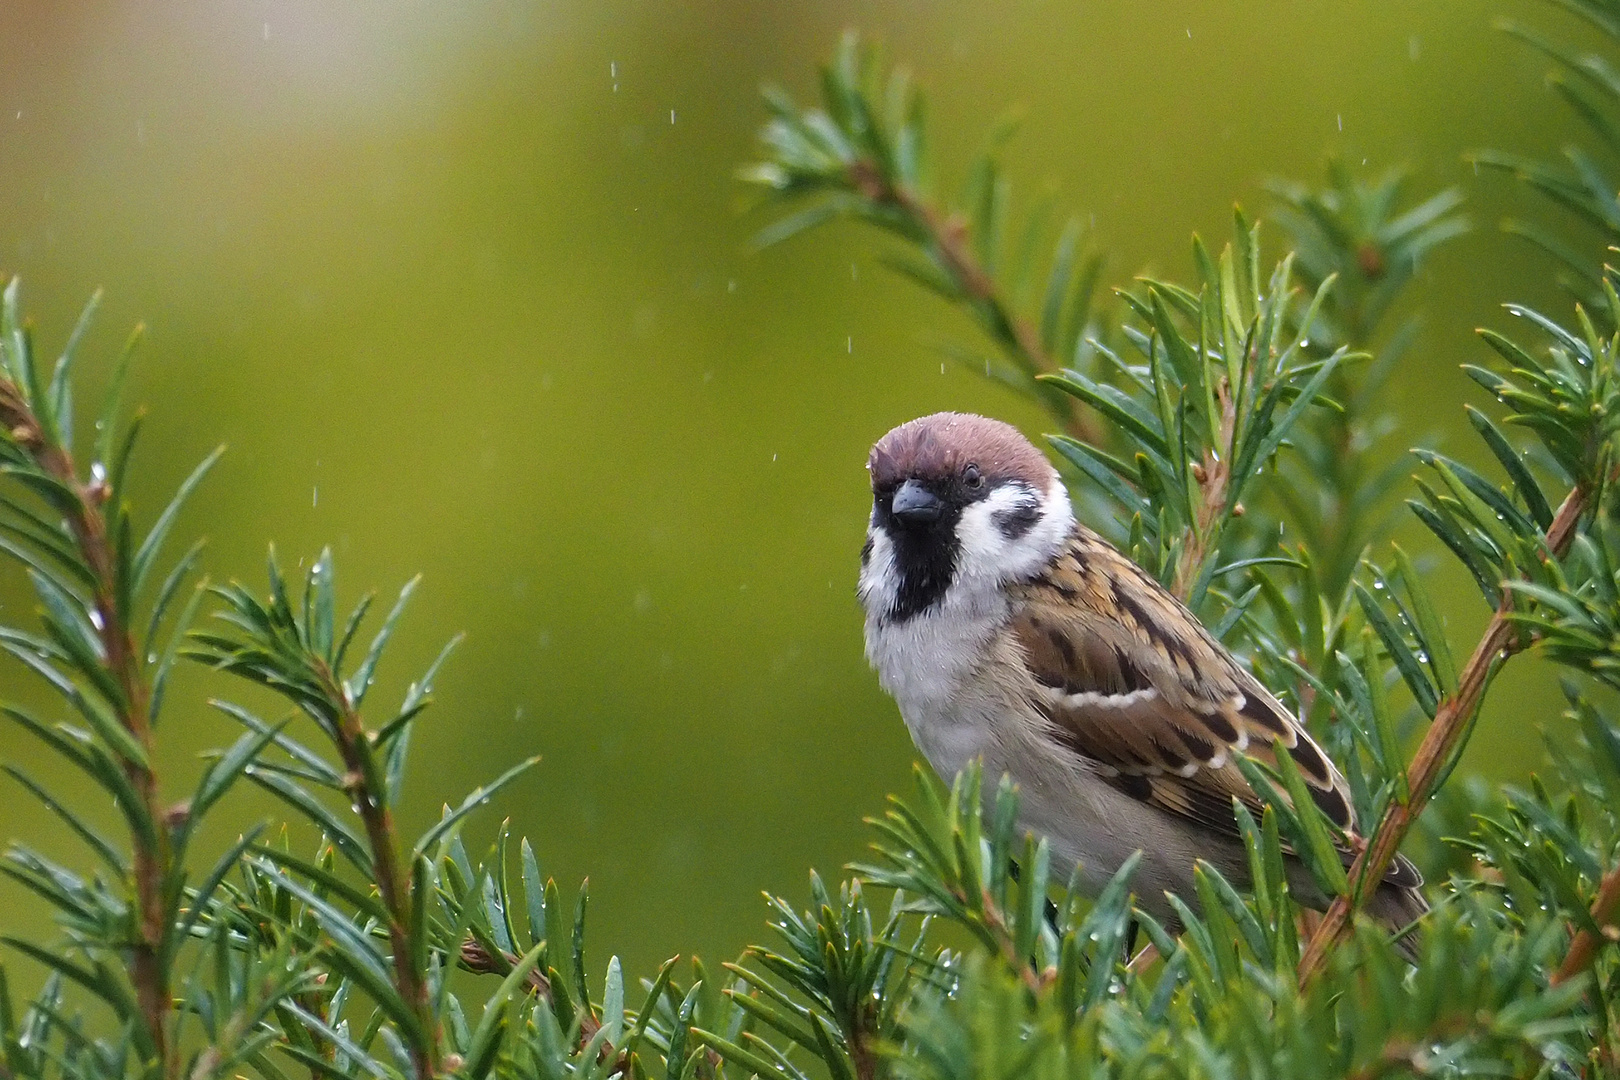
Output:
313,665,440,1080
846,160,1102,445
966,886,1048,995
848,1015,879,1080
1297,483,1590,984
459,938,568,1013
459,939,630,1071
0,382,176,1077
1553,863,1620,987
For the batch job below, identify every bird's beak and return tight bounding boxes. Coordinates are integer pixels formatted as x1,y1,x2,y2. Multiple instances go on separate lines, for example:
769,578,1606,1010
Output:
890,480,943,526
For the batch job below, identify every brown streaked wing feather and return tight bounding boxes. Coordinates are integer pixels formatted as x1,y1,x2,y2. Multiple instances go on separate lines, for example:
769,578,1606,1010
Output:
1009,529,1357,835
1125,767,1423,889
1126,763,1263,839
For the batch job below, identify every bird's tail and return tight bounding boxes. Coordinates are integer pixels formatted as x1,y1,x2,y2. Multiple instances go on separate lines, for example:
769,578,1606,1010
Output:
1365,879,1429,963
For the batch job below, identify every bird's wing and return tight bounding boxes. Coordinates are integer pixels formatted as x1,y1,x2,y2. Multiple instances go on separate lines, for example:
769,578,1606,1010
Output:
1008,528,1420,889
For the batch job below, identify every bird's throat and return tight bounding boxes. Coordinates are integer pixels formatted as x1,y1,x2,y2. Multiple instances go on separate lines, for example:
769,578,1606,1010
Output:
884,524,959,623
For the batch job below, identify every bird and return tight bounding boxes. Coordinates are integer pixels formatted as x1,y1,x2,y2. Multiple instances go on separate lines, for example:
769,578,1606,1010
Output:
857,411,1426,943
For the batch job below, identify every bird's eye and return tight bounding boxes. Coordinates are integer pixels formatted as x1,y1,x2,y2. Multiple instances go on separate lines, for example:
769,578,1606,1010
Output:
963,464,984,489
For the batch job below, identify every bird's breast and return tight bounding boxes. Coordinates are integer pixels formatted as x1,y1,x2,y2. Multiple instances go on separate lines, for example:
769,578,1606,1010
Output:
864,592,1017,776
864,591,1004,701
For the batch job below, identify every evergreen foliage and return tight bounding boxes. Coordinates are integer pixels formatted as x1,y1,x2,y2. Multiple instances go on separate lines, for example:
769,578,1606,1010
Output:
1475,0,1620,302
5,12,1620,1080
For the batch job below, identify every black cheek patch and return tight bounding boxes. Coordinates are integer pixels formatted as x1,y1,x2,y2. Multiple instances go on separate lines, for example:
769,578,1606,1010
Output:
992,500,1041,540
859,536,873,568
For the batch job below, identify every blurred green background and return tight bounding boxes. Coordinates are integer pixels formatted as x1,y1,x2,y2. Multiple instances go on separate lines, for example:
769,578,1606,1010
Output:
0,0,1602,980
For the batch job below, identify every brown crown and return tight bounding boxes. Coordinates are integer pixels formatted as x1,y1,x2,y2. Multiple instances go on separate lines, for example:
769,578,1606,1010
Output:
868,412,1056,490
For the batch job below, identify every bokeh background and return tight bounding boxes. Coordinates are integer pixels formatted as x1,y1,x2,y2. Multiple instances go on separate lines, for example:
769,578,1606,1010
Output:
0,0,1602,981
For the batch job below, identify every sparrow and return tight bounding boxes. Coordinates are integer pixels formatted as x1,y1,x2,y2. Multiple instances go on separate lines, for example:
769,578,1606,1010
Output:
858,411,1426,939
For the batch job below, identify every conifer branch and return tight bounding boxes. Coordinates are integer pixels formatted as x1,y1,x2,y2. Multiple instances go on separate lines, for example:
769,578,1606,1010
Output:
316,663,439,1080
743,33,1107,441
190,560,470,1080
842,159,1094,441
1299,483,1589,984
0,329,176,1076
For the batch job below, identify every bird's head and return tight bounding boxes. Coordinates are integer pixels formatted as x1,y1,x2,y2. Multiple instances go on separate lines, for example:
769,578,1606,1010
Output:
860,412,1073,623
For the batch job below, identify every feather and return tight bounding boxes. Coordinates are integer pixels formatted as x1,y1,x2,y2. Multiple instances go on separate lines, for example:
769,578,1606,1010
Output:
1009,526,1423,891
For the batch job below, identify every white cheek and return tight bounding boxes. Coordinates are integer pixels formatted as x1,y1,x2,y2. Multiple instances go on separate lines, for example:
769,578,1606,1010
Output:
857,526,900,613
954,479,1074,589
